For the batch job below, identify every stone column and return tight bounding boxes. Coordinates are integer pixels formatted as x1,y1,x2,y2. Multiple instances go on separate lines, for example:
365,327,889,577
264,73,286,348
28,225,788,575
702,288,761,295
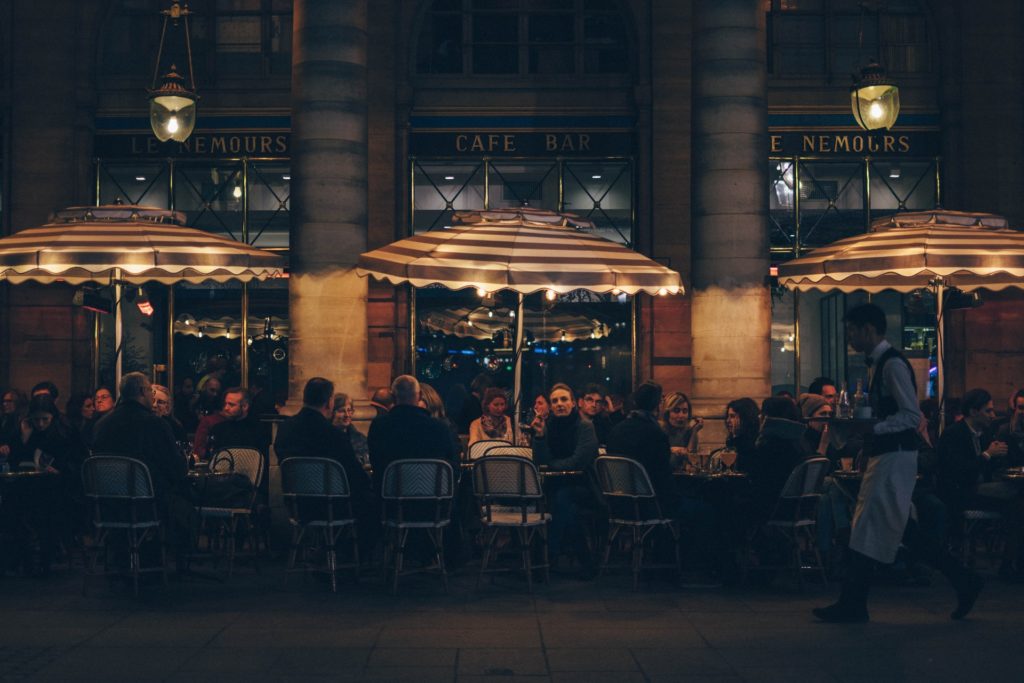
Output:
690,0,771,423
288,0,369,404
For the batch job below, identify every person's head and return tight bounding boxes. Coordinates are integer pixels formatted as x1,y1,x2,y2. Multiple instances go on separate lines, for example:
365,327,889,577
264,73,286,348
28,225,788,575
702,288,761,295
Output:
725,398,760,440
333,392,354,427
203,377,222,401
150,384,173,417
808,377,838,407
26,395,59,433
578,383,606,418
798,393,832,432
470,373,492,398
661,391,692,430
844,303,887,354
178,377,194,396
2,389,26,416
419,383,447,420
120,372,152,410
481,387,508,418
392,375,421,407
93,386,115,414
303,377,335,416
533,393,550,419
632,381,662,414
222,387,250,421
66,392,94,421
606,394,624,414
31,381,59,401
370,387,394,413
548,383,575,418
1010,389,1024,425
761,396,802,424
963,388,995,430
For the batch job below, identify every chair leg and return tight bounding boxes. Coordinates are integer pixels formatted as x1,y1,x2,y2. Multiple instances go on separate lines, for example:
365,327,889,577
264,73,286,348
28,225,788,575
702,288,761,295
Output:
632,527,642,591
351,525,360,582
519,527,533,593
541,525,551,584
477,527,499,590
393,528,408,595
601,525,620,578
324,526,337,593
159,524,168,587
433,528,448,594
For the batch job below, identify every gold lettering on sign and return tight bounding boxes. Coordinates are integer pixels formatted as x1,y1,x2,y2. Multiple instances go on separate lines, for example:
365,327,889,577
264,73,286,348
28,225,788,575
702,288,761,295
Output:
852,136,864,153
504,134,516,152
803,135,815,152
212,137,227,154
770,135,782,153
546,134,558,151
899,135,910,152
883,135,895,153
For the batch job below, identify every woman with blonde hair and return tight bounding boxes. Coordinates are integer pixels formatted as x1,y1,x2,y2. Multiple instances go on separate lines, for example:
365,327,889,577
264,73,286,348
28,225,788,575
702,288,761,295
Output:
660,391,703,461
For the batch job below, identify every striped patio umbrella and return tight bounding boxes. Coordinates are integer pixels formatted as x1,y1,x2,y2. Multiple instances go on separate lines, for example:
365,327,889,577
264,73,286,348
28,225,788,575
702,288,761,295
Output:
777,209,1024,423
0,204,284,285
356,208,683,296
422,306,604,342
0,204,285,386
358,208,684,422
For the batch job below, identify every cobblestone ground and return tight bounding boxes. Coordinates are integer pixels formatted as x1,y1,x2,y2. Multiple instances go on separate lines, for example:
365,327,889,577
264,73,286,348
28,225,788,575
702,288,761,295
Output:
1,560,1021,682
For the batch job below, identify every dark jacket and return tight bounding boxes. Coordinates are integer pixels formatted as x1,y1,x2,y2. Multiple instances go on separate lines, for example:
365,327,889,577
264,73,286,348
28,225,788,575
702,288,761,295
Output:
532,411,599,472
936,419,992,514
606,410,676,509
589,412,613,447
746,417,807,523
91,400,189,498
367,404,459,494
274,406,371,499
209,414,270,456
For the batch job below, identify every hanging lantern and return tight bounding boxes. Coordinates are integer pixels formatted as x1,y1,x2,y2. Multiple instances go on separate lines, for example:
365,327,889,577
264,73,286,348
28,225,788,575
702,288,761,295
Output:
850,59,900,131
149,2,198,142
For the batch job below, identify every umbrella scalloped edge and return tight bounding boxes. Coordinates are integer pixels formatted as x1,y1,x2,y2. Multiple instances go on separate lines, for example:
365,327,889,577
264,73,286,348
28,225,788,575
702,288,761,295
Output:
356,268,684,297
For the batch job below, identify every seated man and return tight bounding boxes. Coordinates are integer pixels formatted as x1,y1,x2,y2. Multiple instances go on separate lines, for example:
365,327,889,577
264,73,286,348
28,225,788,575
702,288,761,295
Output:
92,372,195,560
605,381,676,512
995,388,1024,468
207,387,272,502
937,388,1024,578
578,383,612,447
274,377,376,550
367,375,459,495
531,383,600,575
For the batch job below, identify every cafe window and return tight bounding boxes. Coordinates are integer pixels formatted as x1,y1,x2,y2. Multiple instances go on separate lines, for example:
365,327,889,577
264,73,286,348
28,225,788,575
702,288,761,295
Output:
410,153,636,413
416,0,630,76
94,156,290,400
768,154,941,395
100,0,292,85
766,0,931,81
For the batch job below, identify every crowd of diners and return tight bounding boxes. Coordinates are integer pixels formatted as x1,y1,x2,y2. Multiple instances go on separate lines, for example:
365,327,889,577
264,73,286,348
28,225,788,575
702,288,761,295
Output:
2,364,1023,585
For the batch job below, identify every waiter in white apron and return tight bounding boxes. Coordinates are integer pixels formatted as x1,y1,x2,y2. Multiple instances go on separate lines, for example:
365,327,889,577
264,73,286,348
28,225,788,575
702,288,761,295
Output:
813,303,983,623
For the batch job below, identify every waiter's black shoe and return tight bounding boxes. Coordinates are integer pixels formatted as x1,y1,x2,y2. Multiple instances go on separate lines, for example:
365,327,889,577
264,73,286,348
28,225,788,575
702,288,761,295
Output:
812,602,869,623
951,573,984,620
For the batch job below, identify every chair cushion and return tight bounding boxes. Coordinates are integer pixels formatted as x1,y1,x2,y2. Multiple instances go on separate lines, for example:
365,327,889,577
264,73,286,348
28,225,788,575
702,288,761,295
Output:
608,517,673,527
481,511,552,527
964,509,1002,521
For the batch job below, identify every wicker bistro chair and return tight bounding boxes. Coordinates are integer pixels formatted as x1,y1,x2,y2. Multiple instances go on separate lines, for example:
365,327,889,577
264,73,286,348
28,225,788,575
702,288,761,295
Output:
467,439,512,461
473,456,551,592
81,455,167,596
594,456,681,590
483,445,534,459
380,459,455,594
280,457,358,592
960,508,1004,570
195,447,265,577
760,456,830,589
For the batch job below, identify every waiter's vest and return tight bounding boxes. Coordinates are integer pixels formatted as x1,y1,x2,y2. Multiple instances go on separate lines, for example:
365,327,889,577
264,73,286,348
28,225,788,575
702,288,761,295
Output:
868,346,918,455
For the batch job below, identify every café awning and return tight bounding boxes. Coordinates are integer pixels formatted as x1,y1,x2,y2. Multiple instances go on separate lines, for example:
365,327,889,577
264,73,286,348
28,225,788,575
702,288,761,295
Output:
421,306,605,342
0,204,285,285
777,209,1024,293
356,208,683,296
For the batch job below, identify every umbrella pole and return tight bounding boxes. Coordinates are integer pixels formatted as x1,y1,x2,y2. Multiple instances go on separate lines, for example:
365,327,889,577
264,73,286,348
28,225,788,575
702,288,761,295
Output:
512,291,525,439
936,280,945,435
114,281,123,390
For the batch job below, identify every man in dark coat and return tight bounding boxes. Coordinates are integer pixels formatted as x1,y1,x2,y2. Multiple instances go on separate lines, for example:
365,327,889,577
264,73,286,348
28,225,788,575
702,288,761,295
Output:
367,375,459,495
274,377,376,551
92,372,195,558
605,381,676,510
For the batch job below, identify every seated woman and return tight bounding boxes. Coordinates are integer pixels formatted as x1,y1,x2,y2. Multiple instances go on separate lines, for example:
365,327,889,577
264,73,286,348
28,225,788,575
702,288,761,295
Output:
660,391,703,469
332,392,370,468
419,383,463,461
723,397,760,471
531,383,600,575
519,392,550,446
798,393,833,459
746,397,807,526
468,387,513,446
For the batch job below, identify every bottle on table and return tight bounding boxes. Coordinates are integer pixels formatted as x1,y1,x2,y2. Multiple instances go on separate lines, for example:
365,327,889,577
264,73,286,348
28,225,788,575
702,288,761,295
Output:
837,382,851,419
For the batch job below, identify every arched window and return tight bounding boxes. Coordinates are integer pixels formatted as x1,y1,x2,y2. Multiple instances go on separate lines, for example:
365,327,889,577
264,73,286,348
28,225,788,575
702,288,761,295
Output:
766,0,931,81
416,0,629,76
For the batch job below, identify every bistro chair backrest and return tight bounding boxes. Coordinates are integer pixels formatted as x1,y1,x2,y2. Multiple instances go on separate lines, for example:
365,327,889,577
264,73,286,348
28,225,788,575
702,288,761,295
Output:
382,459,454,500
595,456,656,499
210,447,265,488
473,456,543,499
772,456,830,523
483,445,533,459
281,457,350,498
468,439,512,461
82,455,155,500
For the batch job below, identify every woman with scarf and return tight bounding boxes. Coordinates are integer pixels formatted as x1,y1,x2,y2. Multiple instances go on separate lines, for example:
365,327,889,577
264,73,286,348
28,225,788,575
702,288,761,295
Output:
468,387,513,446
531,383,600,576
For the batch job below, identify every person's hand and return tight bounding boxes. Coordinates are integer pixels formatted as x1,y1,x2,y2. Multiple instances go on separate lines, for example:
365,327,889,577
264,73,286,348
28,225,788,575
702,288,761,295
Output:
985,441,1009,458
690,416,704,434
19,418,32,443
44,465,59,474
530,415,546,438
0,444,9,457
670,446,688,456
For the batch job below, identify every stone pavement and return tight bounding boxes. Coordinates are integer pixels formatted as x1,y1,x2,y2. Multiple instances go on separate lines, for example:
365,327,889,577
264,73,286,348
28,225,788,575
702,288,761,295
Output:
1,565,1021,683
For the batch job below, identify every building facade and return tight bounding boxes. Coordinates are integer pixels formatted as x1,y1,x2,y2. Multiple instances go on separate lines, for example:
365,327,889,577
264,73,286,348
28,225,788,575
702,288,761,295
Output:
2,0,1023,418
